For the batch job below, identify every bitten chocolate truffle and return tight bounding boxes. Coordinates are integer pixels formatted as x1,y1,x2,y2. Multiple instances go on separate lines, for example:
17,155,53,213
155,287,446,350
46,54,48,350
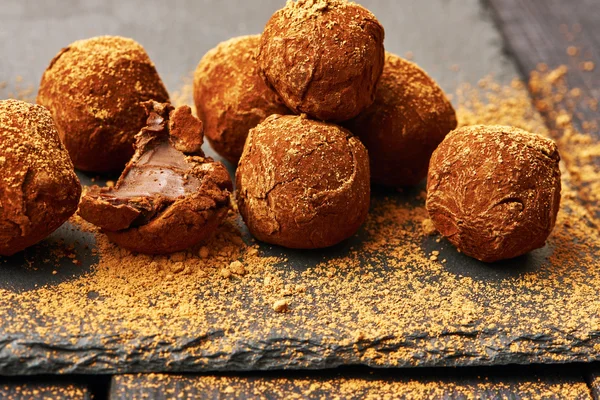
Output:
258,0,385,122
37,36,170,173
79,101,232,255
236,114,370,249
194,35,291,164
426,125,561,262
345,53,457,186
0,100,81,256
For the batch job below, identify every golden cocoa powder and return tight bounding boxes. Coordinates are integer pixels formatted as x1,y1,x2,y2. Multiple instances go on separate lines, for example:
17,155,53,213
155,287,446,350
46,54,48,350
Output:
0,69,599,368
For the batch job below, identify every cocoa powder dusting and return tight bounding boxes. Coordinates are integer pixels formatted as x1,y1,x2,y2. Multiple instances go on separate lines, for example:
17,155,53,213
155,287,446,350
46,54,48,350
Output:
0,71,599,368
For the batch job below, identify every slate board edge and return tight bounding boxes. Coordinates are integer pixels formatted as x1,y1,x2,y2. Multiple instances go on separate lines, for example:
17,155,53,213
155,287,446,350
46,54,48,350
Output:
1,331,600,375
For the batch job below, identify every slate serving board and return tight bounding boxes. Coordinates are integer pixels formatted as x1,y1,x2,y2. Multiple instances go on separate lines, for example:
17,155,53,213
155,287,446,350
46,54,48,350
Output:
1,0,599,375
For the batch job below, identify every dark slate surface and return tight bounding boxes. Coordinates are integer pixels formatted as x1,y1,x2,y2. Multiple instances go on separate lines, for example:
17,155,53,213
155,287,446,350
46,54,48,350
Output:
109,367,592,400
0,0,599,376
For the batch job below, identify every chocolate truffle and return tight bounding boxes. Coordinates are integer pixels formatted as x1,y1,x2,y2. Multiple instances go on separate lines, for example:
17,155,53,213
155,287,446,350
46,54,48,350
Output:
345,53,457,186
258,0,385,122
79,101,232,255
236,114,370,249
426,125,561,262
194,35,291,164
0,100,81,256
37,36,170,173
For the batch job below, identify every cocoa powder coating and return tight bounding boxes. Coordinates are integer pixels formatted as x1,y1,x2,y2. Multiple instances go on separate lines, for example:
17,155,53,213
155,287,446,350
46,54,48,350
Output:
0,100,81,256
193,35,291,164
426,125,562,262
258,0,385,122
345,52,457,186
236,114,370,249
37,36,170,173
79,101,232,254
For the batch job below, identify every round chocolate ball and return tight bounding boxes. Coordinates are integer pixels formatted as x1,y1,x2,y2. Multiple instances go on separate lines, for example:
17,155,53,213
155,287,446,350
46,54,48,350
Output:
258,0,385,122
37,35,170,173
426,125,562,262
345,53,457,186
236,114,370,249
194,35,291,164
0,100,81,256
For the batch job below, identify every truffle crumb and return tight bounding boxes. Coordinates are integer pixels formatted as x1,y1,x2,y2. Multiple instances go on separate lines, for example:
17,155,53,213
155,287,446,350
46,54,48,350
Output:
273,299,289,313
193,35,290,163
229,261,246,276
0,99,81,256
421,219,437,236
344,53,456,186
236,114,370,249
220,268,232,279
199,246,210,259
427,125,561,262
36,36,169,172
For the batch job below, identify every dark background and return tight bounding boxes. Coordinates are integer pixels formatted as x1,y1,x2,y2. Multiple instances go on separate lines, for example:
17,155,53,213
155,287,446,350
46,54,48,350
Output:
0,0,516,99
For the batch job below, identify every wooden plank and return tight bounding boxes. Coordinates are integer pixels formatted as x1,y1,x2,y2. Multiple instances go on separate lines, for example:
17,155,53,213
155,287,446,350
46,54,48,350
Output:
0,379,90,400
589,368,600,399
489,0,599,87
489,0,600,220
110,370,592,400
488,0,599,136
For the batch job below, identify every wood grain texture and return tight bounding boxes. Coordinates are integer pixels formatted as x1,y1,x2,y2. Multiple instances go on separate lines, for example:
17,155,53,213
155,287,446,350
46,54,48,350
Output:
489,0,599,102
589,368,600,400
489,0,600,220
110,370,592,400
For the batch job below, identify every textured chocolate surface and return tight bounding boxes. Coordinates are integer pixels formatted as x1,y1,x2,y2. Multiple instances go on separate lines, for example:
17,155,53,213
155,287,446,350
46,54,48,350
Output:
258,0,385,122
427,125,562,262
37,36,170,173
79,102,232,254
194,35,291,164
0,100,81,256
236,115,370,249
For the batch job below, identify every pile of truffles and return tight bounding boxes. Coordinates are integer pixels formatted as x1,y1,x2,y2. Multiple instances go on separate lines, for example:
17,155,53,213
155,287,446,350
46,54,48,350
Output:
1,0,562,262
